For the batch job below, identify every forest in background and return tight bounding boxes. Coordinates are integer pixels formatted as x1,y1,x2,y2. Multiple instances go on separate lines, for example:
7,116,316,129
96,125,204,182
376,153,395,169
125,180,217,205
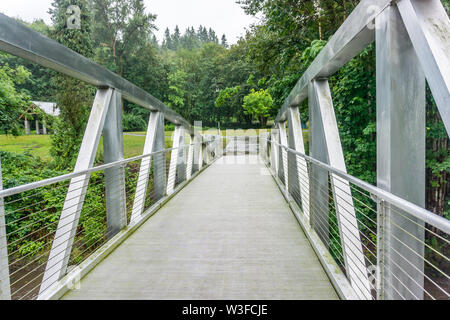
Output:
0,0,448,283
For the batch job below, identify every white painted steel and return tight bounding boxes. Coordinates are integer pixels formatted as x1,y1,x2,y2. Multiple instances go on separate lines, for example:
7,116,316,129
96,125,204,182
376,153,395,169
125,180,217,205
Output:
130,111,164,223
0,157,11,300
397,0,450,135
39,89,114,296
310,79,372,299
287,107,310,220
167,126,184,195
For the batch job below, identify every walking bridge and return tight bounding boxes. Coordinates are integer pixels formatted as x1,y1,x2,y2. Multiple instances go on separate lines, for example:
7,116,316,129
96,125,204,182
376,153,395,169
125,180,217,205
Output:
0,0,449,300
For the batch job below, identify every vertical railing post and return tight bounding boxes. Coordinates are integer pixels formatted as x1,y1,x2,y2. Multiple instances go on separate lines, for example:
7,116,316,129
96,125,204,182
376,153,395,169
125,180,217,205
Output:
287,106,310,220
277,122,288,192
130,111,165,222
310,79,371,299
152,114,166,201
40,88,114,296
270,128,279,173
176,127,187,185
103,90,127,238
376,4,426,300
308,82,329,247
167,125,184,195
0,156,11,300
186,134,194,180
193,134,203,172
376,199,387,300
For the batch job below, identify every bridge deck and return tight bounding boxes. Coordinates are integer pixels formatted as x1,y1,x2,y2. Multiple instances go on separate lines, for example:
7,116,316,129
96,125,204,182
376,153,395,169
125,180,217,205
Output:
62,155,338,300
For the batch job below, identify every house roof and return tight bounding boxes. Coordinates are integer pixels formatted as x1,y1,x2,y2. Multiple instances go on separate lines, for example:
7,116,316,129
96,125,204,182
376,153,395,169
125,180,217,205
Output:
31,101,60,117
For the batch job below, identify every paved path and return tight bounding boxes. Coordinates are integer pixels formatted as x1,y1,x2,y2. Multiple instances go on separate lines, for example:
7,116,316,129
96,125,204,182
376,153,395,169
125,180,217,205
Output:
63,155,338,300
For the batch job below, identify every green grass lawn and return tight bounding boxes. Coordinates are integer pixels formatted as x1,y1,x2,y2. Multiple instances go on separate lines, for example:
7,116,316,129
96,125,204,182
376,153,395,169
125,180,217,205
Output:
0,128,309,162
0,134,53,160
0,134,152,160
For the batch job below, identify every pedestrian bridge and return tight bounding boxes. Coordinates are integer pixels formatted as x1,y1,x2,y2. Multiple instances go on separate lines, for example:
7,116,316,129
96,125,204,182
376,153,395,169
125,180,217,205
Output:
0,0,449,300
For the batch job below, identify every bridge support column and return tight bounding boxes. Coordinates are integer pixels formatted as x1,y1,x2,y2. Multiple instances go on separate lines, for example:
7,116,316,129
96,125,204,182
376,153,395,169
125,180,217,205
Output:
309,79,371,299
167,125,185,195
277,122,288,191
308,81,330,249
376,4,425,300
193,135,203,172
40,88,114,297
103,90,127,238
186,134,194,180
270,129,279,174
397,0,450,135
130,111,165,223
287,106,310,220
176,127,187,185
0,157,11,300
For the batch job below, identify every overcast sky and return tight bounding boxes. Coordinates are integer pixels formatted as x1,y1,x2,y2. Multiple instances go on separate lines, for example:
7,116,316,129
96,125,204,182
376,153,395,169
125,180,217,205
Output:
0,0,257,44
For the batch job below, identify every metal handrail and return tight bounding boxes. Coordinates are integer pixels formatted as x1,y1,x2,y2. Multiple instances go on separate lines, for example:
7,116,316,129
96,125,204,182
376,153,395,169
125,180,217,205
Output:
274,0,391,123
0,12,192,132
267,138,450,234
0,142,203,199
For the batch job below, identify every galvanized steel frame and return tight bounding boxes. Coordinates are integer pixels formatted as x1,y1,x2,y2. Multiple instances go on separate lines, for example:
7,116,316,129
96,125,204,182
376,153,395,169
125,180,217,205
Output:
273,0,450,300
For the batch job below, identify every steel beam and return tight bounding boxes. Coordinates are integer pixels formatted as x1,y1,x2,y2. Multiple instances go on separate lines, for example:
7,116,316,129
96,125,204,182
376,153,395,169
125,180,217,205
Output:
0,13,192,133
186,135,194,180
39,88,113,296
310,79,371,300
0,157,11,300
287,107,310,220
308,82,330,248
130,111,164,223
193,135,203,172
397,0,450,135
376,4,426,300
277,122,289,190
103,90,127,237
167,126,184,195
270,129,279,174
176,127,187,185
152,113,167,202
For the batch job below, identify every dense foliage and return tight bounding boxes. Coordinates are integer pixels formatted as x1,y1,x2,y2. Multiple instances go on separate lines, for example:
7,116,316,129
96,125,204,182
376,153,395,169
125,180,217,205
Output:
0,0,448,297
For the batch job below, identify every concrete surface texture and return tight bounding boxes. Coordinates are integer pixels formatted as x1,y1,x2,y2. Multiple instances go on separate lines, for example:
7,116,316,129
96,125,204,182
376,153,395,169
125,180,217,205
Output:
62,155,338,300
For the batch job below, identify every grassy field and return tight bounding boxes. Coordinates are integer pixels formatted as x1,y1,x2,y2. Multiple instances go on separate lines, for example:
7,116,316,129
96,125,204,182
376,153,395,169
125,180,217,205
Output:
0,128,309,161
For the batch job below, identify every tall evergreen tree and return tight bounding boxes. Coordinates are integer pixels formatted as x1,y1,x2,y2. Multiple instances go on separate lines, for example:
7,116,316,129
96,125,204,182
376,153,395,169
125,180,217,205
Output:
49,0,95,169
221,34,228,48
91,0,156,75
162,27,172,49
208,28,218,44
172,25,181,50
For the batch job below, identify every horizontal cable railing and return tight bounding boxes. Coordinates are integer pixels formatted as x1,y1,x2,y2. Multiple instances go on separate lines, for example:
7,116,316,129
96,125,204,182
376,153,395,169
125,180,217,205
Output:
260,136,450,300
0,139,220,300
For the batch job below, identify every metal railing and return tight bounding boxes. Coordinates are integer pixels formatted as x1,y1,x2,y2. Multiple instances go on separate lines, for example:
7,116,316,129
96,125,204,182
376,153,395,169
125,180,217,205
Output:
268,0,449,300
0,138,221,300
260,135,450,300
0,9,225,300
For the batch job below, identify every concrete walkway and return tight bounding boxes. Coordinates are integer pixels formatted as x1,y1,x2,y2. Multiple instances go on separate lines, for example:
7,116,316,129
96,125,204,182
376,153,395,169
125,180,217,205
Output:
62,155,338,300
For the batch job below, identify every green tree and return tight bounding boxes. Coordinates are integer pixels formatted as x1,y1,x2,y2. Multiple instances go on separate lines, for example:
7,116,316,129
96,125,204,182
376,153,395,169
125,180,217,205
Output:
92,0,157,76
48,0,95,169
242,89,272,127
0,53,31,135
221,34,228,48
